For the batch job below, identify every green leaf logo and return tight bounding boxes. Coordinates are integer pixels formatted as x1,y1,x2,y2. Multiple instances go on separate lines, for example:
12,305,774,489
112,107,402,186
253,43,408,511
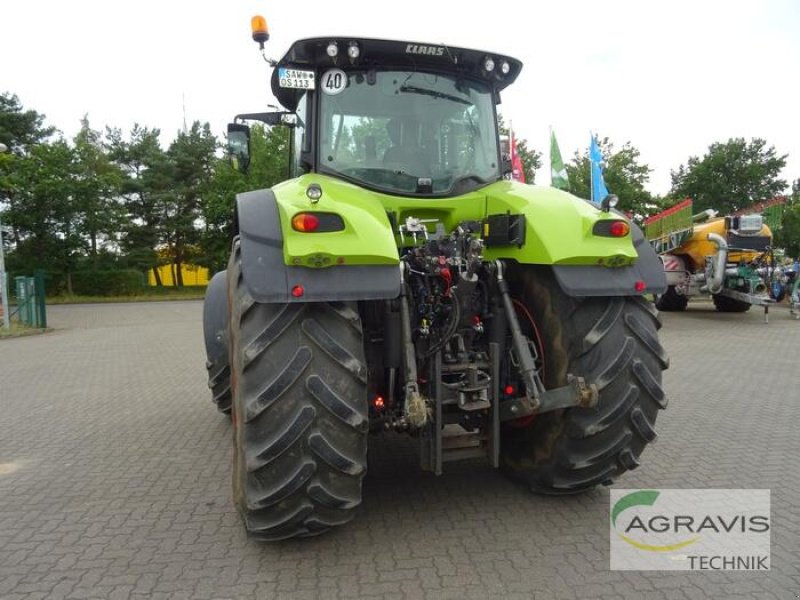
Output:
612,490,700,552
612,490,660,527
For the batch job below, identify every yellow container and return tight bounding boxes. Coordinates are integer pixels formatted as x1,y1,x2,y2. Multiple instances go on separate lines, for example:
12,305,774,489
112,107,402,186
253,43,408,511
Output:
147,263,210,286
679,218,771,268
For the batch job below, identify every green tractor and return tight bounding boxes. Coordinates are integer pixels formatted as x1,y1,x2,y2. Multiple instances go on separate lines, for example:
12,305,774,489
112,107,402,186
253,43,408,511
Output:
202,19,669,541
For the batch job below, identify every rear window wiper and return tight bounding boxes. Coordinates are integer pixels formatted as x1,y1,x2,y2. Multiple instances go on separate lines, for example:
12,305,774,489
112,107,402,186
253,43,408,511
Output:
398,85,471,105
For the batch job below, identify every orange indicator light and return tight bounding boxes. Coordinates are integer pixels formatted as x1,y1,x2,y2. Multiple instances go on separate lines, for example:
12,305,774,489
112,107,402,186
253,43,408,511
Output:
251,16,269,46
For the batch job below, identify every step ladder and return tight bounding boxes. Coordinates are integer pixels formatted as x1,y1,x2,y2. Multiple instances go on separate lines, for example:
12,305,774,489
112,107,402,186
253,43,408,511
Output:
419,342,501,475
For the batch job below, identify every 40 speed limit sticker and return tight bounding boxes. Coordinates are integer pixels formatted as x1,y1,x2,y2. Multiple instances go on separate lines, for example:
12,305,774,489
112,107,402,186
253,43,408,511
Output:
321,69,347,95
277,68,316,89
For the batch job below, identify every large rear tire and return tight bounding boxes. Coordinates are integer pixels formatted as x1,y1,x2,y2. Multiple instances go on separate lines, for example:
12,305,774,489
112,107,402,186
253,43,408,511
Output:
654,285,688,311
227,240,369,541
500,266,668,493
203,271,232,414
207,359,232,414
712,293,751,313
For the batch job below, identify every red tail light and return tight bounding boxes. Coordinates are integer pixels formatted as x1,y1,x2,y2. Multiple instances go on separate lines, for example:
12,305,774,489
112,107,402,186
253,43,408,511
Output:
593,219,631,238
291,213,320,232
290,212,345,233
609,221,630,237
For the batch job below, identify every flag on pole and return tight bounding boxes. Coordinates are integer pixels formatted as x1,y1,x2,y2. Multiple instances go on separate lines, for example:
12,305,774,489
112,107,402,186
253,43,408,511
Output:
550,129,569,190
510,131,526,183
589,134,609,205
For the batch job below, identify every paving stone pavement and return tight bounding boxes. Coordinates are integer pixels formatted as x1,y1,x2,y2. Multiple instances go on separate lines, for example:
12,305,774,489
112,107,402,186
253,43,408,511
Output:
1,300,798,600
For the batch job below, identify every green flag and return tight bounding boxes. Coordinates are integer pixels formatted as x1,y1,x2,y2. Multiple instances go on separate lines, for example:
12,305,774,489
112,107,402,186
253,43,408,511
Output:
550,130,569,190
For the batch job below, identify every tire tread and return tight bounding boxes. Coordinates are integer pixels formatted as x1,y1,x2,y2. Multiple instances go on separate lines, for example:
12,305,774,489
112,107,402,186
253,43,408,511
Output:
228,239,367,540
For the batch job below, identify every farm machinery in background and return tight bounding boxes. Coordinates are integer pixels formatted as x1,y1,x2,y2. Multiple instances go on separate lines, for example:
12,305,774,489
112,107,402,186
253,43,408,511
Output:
645,197,789,320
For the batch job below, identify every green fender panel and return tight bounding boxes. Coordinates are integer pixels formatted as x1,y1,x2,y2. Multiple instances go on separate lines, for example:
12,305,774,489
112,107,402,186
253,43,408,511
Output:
479,182,666,296
236,184,400,303
481,182,638,266
274,176,400,267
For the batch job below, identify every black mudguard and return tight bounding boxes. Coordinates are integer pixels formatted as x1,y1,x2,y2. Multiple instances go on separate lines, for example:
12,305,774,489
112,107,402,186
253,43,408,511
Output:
552,222,667,297
236,189,401,303
202,270,229,365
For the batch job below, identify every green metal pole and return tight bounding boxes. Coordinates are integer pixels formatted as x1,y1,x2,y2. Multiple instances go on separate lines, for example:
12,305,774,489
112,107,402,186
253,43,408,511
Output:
15,276,27,325
34,270,47,328
26,277,35,326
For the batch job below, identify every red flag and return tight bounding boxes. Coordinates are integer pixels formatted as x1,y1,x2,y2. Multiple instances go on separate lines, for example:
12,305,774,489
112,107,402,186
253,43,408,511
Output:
510,131,526,183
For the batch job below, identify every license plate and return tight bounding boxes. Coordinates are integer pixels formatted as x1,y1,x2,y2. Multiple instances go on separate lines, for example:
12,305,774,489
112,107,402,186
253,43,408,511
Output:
278,68,316,90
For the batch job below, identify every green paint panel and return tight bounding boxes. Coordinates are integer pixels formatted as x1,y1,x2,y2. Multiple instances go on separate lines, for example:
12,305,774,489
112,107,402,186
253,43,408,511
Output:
275,175,400,267
274,175,637,268
482,182,637,266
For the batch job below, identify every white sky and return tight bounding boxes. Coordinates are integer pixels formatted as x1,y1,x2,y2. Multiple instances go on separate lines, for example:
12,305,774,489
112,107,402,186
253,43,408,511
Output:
2,0,798,195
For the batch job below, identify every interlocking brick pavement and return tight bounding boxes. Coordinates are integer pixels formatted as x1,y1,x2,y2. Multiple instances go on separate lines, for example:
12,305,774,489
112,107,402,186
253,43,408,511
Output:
1,300,798,599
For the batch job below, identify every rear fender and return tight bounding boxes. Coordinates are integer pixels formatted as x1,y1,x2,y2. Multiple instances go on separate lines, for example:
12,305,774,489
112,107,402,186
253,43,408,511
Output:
235,188,401,303
202,270,229,364
481,183,666,297
550,222,667,297
482,184,639,266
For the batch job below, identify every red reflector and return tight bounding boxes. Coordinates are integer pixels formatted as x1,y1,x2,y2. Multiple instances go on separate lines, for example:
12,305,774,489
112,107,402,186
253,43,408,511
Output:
635,280,646,292
504,385,515,395
609,221,630,237
291,213,320,232
291,285,304,298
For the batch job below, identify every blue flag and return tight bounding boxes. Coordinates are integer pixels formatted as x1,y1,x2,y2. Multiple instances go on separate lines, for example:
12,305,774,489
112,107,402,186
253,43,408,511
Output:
589,135,609,205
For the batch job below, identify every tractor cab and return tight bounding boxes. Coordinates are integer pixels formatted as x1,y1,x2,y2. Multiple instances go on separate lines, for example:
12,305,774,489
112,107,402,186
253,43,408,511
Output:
230,34,522,197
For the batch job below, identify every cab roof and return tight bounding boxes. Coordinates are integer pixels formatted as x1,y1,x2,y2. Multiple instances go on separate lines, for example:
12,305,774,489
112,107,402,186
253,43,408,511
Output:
270,37,523,111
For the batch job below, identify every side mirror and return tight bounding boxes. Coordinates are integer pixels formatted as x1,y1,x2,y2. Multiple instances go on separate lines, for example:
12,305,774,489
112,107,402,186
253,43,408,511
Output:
227,123,251,173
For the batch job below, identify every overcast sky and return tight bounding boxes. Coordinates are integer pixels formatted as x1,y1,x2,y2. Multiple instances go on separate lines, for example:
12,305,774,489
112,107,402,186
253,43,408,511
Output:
2,0,798,195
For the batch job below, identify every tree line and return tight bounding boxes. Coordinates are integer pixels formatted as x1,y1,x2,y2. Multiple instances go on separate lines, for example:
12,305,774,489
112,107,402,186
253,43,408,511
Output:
1,90,798,295
0,92,289,291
